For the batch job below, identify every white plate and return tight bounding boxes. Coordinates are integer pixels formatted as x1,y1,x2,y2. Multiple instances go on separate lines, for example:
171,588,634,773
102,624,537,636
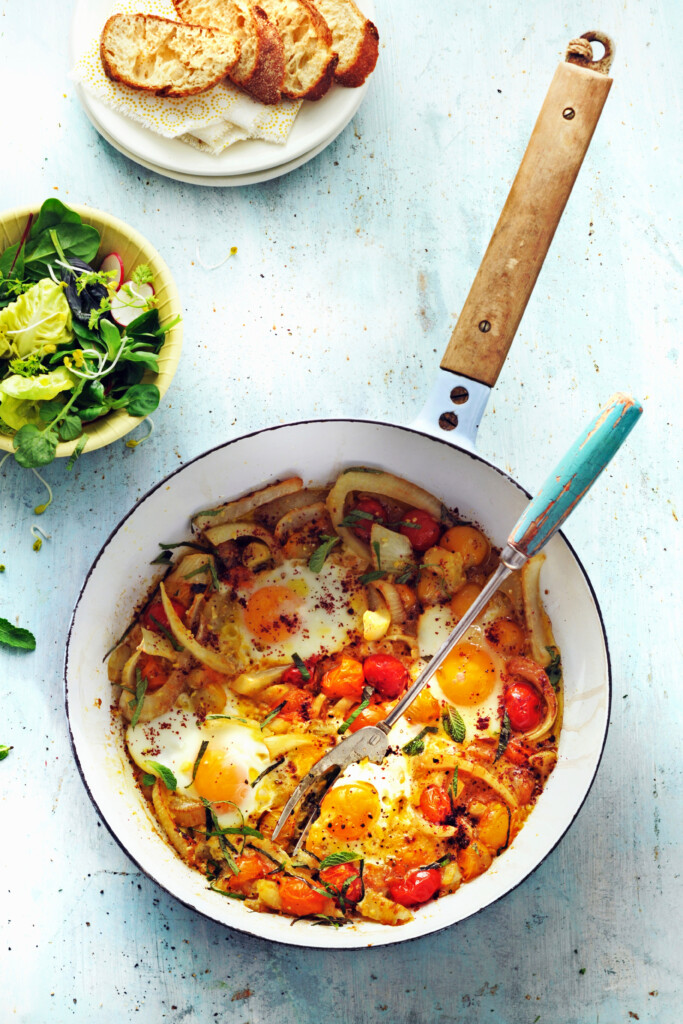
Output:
70,0,372,180
77,85,358,187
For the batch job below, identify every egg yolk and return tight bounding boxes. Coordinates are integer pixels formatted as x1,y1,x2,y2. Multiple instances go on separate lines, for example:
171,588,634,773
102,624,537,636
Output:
437,643,497,706
193,748,250,805
243,585,302,643
440,526,490,567
320,782,381,839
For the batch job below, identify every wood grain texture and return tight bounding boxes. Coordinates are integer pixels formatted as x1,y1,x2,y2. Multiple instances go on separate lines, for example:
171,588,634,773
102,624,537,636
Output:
441,62,612,386
1,0,681,1022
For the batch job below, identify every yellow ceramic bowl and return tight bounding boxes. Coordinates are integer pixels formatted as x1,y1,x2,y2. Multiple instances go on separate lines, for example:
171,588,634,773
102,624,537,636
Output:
0,202,182,458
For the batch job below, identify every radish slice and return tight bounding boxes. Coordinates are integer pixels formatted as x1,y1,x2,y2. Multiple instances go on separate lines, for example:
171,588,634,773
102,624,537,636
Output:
99,252,124,290
111,280,154,327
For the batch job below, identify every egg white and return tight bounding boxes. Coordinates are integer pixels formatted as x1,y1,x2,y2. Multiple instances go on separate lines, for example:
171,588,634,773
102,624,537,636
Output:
126,703,274,827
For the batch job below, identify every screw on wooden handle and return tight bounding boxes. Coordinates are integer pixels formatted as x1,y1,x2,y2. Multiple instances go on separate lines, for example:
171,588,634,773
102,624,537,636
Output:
440,36,614,388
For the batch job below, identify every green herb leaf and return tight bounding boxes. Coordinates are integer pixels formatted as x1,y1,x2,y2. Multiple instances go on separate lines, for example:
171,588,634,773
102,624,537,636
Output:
494,712,512,762
442,706,466,743
308,535,340,574
402,726,438,757
140,773,156,787
129,668,148,729
145,760,177,791
150,550,173,565
292,653,310,681
250,756,285,788
220,824,264,839
148,614,183,651
448,767,459,813
13,424,58,468
0,617,36,651
0,744,13,761
200,798,239,874
189,740,209,786
372,540,381,568
359,569,387,584
66,435,87,470
206,715,249,724
57,414,83,442
260,701,287,730
208,884,247,900
339,509,377,528
318,851,361,871
546,646,562,691
337,696,370,736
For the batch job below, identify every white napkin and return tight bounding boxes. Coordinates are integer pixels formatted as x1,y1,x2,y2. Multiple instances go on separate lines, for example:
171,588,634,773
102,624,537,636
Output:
71,0,301,154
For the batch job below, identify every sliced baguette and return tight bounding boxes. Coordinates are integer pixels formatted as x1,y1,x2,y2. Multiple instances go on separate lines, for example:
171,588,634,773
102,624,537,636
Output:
309,0,378,87
100,13,240,98
256,0,338,101
172,0,285,105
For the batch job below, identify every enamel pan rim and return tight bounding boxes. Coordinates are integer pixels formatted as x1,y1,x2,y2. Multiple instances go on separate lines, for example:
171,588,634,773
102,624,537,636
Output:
64,417,611,949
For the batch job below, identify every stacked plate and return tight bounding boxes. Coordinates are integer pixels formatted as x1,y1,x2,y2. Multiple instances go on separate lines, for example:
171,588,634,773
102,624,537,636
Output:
71,0,372,186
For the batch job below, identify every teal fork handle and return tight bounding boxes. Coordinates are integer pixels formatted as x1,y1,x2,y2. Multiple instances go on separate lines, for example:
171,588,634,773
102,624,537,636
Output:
508,393,643,558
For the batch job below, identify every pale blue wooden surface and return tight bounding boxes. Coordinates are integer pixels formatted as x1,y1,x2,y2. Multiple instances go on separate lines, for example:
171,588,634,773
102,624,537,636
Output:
1,0,681,1021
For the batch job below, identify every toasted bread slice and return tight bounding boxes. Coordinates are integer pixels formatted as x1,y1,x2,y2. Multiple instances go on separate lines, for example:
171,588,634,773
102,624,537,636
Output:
256,0,338,101
309,0,378,87
100,14,240,98
173,0,285,104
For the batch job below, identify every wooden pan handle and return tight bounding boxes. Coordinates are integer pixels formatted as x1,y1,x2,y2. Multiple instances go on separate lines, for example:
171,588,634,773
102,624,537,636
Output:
441,34,614,387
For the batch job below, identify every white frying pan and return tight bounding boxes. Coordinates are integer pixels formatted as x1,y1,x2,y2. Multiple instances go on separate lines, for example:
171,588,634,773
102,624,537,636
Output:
66,34,620,949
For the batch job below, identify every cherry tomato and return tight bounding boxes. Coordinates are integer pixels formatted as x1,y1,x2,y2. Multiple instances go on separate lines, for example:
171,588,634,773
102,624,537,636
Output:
388,867,441,907
321,656,365,700
279,688,312,721
319,862,363,903
280,655,318,686
138,654,169,692
363,653,410,699
350,497,386,541
348,701,391,733
142,599,186,633
399,509,442,551
231,851,270,889
278,877,332,917
419,785,452,824
505,681,544,732
503,738,536,765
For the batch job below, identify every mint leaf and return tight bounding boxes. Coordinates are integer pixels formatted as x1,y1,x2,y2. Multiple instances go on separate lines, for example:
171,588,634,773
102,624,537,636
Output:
402,726,438,756
0,744,12,761
141,773,156,787
0,617,36,651
318,851,361,871
441,706,466,743
494,712,512,762
129,668,148,729
145,760,177,791
546,646,562,691
308,535,340,574
292,653,310,681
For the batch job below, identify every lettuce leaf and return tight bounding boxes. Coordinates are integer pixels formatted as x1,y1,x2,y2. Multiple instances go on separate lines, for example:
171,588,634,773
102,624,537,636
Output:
0,366,75,430
0,279,73,358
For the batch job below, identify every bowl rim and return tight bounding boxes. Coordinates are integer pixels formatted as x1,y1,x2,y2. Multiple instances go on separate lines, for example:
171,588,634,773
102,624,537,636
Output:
64,417,612,949
0,201,183,457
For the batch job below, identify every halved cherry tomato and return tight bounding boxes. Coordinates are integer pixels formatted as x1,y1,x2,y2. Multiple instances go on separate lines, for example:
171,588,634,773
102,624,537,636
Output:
363,653,410,699
278,877,333,917
280,655,319,686
419,785,452,824
279,688,312,721
231,851,270,889
350,497,386,541
321,656,365,700
142,599,186,633
138,654,169,692
399,509,442,552
504,681,544,732
319,862,363,903
388,867,441,907
347,701,391,733
504,738,536,765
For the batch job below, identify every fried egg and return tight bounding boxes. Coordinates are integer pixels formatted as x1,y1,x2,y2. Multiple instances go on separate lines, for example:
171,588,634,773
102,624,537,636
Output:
416,604,507,739
126,701,273,827
233,559,366,664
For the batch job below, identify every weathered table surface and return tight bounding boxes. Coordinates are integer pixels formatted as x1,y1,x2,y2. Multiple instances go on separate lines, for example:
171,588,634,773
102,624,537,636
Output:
2,1,680,1021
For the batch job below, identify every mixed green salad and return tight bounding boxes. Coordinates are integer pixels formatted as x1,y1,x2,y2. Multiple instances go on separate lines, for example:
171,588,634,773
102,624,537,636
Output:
0,199,179,468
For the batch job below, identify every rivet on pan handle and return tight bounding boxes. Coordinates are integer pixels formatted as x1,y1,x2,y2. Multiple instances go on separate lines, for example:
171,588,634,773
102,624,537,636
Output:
440,32,615,390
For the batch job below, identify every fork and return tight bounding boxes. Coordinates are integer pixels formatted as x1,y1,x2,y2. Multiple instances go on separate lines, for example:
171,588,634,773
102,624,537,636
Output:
272,394,642,854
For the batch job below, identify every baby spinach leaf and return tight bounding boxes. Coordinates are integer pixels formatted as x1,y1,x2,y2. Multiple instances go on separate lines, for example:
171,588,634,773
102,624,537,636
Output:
125,384,160,417
0,617,36,651
57,414,83,442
